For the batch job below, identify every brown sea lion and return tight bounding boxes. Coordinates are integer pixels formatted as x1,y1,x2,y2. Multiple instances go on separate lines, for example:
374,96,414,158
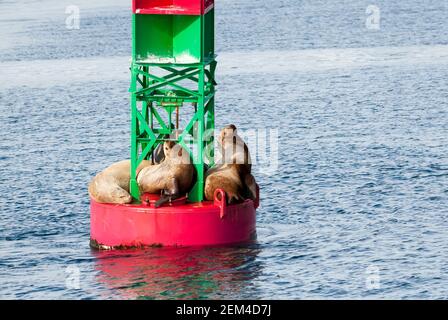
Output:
137,141,195,207
204,124,257,204
88,159,153,204
88,144,165,204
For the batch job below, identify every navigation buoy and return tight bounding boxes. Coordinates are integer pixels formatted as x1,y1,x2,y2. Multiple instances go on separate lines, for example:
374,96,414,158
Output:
90,0,259,249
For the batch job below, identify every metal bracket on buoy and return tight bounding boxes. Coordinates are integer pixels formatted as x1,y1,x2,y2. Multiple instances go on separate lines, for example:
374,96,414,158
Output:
214,189,227,219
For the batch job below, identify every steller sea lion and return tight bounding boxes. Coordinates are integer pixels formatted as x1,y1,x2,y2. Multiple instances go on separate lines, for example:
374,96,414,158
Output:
88,144,165,204
204,124,257,204
137,141,195,207
88,159,153,204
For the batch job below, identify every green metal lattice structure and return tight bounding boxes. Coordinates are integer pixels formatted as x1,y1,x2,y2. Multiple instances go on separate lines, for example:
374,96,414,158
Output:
129,5,217,203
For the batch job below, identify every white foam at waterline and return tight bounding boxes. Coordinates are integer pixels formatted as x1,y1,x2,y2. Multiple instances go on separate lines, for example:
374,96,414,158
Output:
2,45,448,89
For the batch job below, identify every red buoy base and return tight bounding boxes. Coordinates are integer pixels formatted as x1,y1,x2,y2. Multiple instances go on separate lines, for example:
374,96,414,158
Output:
132,0,214,15
90,190,258,250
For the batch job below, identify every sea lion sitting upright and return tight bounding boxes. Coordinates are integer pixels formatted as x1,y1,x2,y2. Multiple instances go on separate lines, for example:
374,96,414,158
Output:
88,144,165,204
137,141,195,207
204,124,257,204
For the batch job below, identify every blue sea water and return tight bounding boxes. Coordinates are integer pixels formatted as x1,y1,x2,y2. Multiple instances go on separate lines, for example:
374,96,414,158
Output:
0,0,448,299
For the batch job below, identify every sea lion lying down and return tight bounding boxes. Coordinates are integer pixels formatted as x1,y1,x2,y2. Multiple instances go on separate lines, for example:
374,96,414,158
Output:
88,159,152,204
204,124,257,204
88,142,194,205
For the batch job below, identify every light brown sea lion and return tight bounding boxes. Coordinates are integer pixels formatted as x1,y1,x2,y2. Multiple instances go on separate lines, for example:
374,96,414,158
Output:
204,124,257,204
88,159,153,204
137,141,195,207
88,144,165,204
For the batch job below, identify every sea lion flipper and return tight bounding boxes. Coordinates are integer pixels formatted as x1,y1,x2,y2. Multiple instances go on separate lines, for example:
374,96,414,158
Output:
244,174,257,200
154,178,181,208
154,195,170,208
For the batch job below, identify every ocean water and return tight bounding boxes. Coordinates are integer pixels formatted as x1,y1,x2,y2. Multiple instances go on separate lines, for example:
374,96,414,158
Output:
1,0,448,299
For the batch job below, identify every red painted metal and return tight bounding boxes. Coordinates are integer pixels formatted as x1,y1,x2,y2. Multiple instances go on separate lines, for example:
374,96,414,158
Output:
132,0,214,15
90,188,258,249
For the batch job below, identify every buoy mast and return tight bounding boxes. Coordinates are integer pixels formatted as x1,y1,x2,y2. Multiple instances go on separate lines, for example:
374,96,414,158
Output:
129,0,217,202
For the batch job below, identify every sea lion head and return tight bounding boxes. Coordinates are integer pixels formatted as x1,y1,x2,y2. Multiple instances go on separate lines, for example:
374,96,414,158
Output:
219,124,237,147
110,186,133,204
163,141,176,156
217,124,252,166
163,141,190,164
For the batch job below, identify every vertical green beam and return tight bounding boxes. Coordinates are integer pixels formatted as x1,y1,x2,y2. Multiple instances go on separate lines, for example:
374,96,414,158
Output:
197,66,205,201
193,12,206,201
188,66,205,202
206,97,215,167
130,13,140,202
130,67,140,202
141,66,149,158
206,61,216,168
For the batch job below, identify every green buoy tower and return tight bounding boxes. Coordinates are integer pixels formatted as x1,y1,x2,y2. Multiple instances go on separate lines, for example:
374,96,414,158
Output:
129,0,217,202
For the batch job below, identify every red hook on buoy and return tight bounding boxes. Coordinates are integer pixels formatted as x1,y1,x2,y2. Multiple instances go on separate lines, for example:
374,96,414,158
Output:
214,188,227,219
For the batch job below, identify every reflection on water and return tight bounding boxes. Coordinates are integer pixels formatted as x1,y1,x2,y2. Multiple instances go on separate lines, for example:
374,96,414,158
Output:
93,245,263,300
